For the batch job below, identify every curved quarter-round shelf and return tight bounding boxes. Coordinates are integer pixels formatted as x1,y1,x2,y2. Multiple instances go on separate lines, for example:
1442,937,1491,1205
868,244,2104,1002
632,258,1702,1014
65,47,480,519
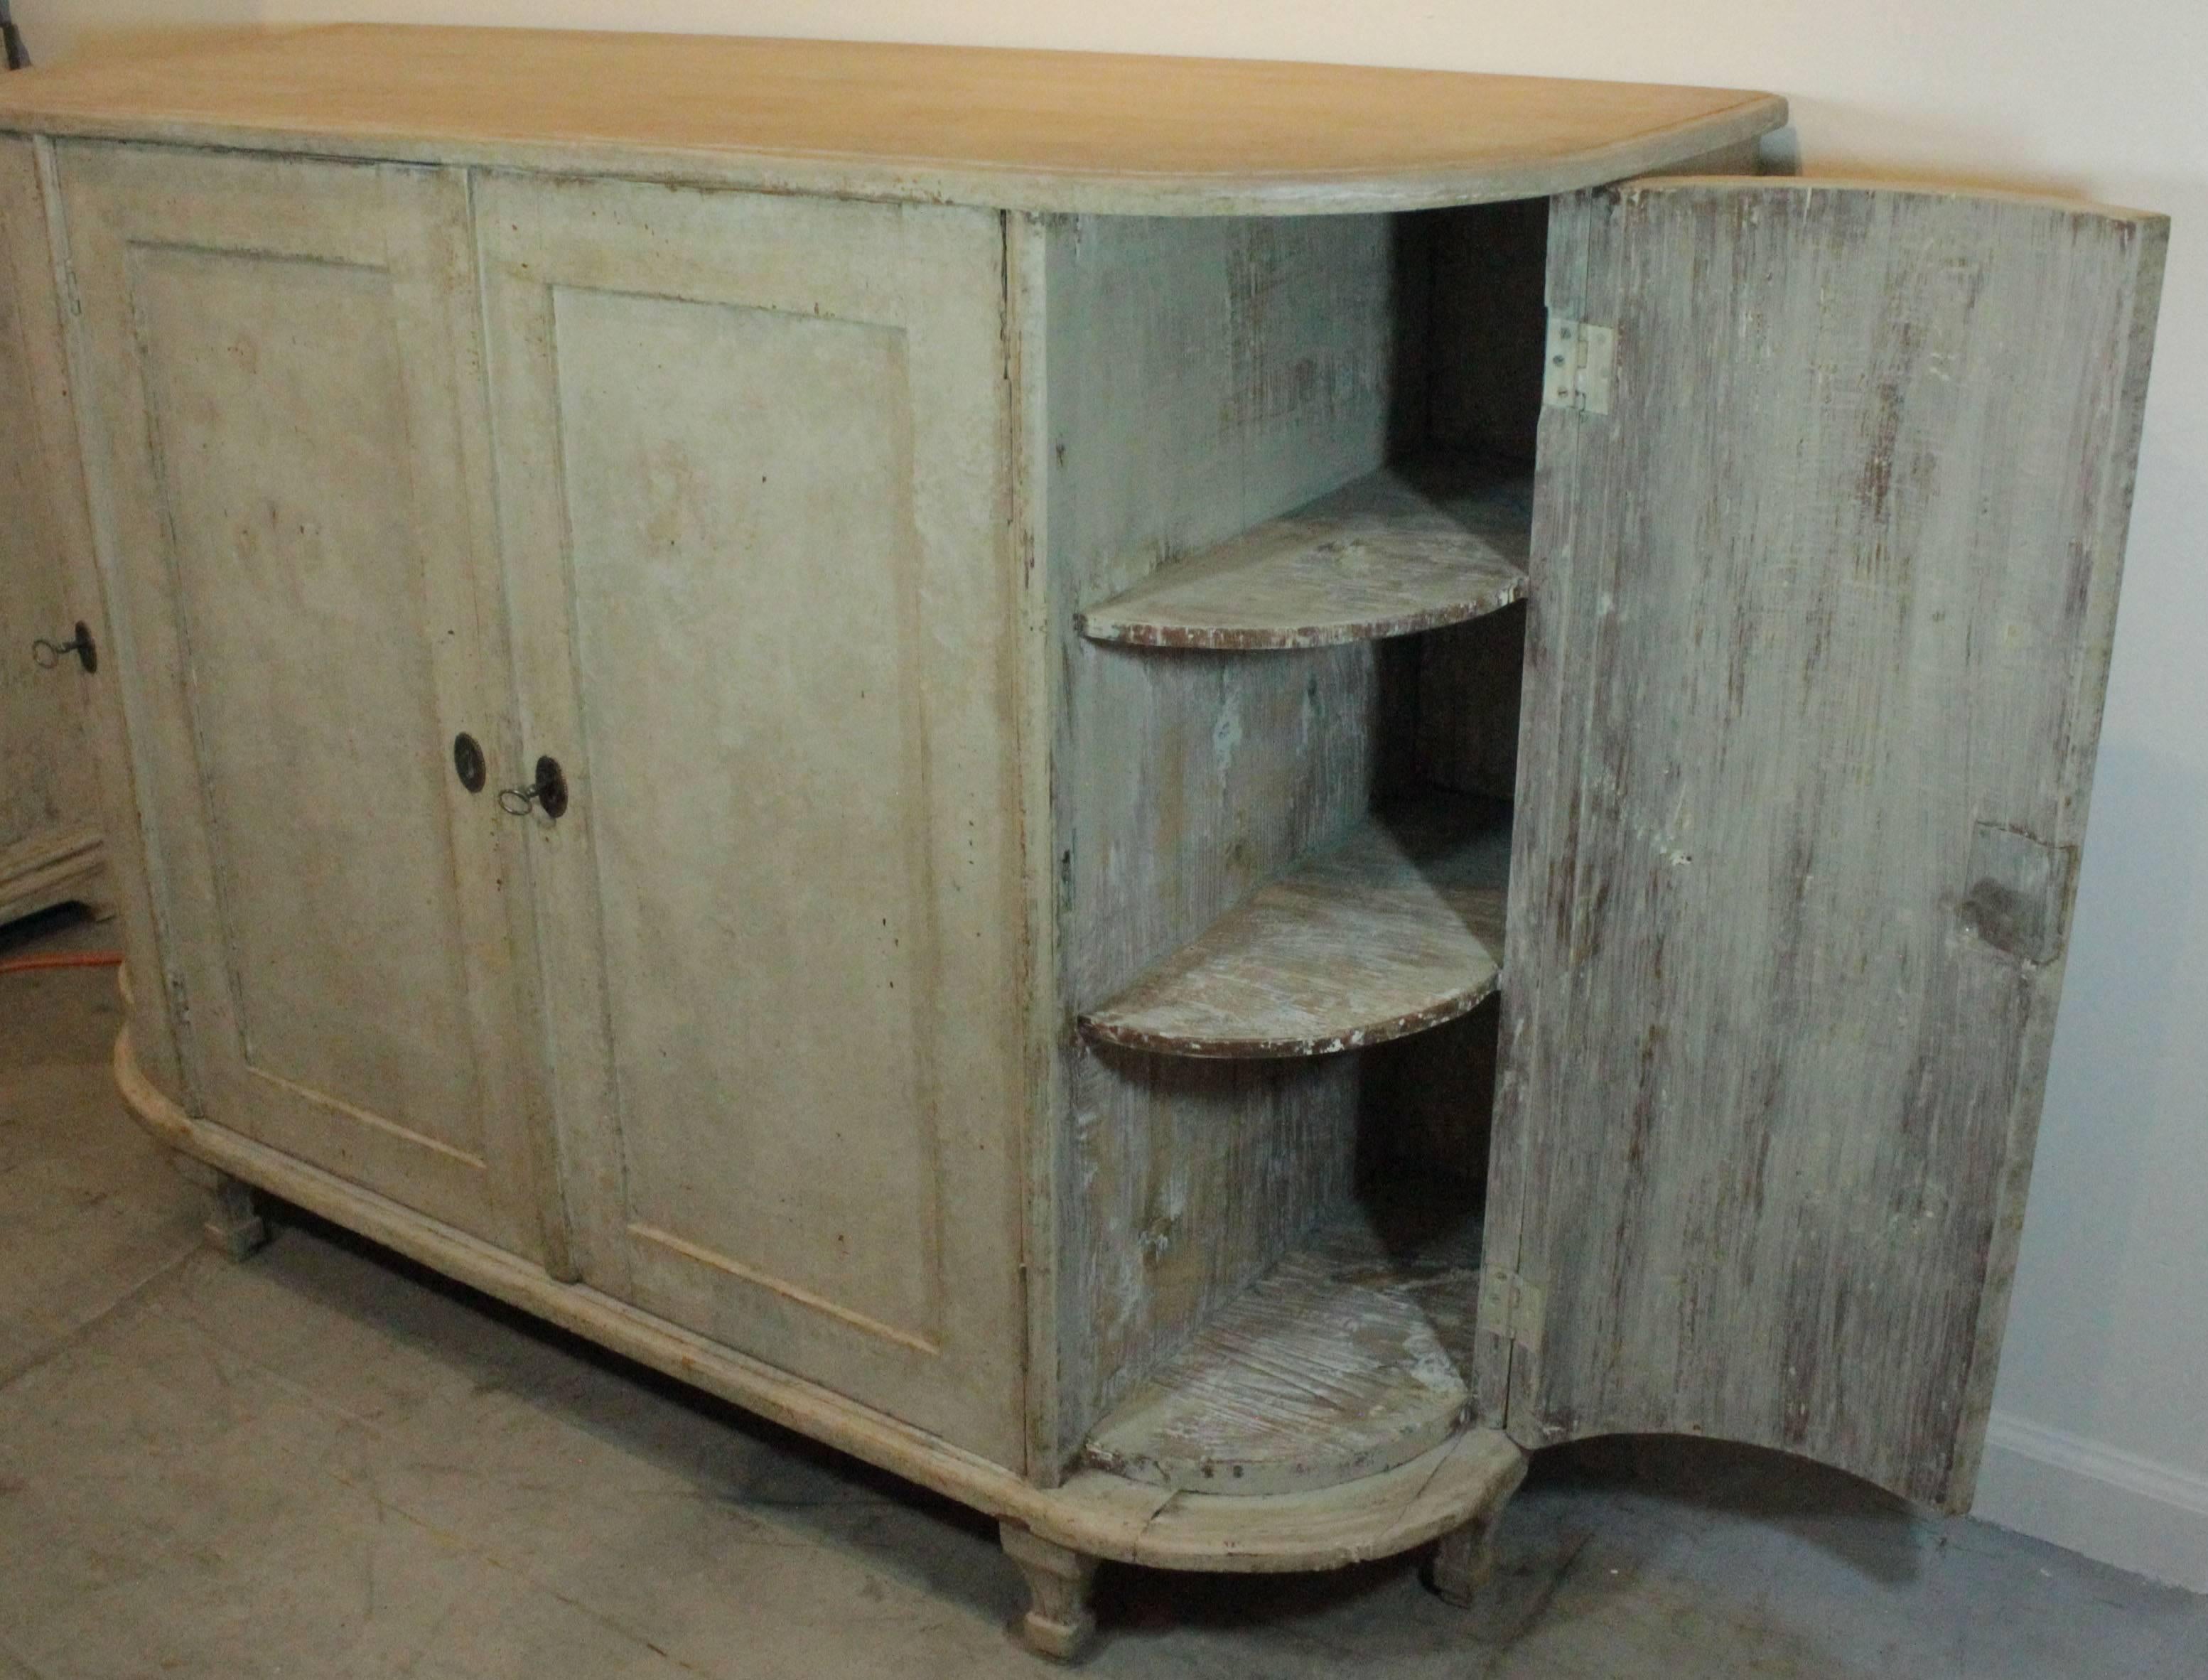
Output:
1077,461,1531,650
1080,794,1509,1059
1084,1200,1484,1496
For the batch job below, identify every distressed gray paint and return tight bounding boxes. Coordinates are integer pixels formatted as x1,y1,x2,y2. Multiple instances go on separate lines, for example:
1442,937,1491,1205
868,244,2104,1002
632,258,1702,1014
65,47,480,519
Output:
1484,181,2167,1510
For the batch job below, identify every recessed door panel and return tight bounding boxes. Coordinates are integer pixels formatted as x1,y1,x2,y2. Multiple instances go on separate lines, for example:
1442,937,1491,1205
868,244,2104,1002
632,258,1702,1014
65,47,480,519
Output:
554,286,940,1349
60,144,543,1256
0,139,97,898
481,176,1025,1464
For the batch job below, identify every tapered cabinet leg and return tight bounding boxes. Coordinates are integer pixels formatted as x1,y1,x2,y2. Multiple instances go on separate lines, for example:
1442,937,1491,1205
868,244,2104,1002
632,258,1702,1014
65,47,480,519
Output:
1001,1521,1098,1662
1425,1500,1504,1608
171,1153,268,1261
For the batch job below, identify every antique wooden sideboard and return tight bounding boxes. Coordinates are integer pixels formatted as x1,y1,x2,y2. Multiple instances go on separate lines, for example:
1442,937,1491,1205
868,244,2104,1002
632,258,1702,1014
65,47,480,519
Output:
0,26,2167,1659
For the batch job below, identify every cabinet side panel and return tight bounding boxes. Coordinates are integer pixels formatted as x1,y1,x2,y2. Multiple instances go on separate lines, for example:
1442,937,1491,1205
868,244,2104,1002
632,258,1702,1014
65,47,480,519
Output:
9,137,177,1091
1039,213,1421,1460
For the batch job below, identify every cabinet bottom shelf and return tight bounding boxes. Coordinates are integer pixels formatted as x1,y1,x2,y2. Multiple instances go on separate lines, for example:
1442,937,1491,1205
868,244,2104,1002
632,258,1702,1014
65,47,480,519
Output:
1083,1194,1484,1497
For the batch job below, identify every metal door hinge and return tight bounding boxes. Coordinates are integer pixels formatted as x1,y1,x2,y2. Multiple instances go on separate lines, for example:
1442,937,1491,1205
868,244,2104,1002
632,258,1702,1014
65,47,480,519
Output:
1543,317,1615,415
1478,1266,1547,1357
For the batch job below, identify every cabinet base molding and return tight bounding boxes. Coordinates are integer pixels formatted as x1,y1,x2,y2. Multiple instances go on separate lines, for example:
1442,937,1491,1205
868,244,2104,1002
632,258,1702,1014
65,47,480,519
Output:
0,829,104,930
113,1024,1527,1582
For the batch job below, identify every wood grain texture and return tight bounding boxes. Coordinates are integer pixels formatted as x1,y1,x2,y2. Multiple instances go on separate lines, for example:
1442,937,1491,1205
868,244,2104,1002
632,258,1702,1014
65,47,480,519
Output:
119,1023,1527,1575
0,137,100,929
478,173,1028,1466
1033,212,1420,1462
0,26,1784,217
1076,461,1529,650
1485,180,2168,1510
1081,795,1509,1059
1084,1199,1482,1495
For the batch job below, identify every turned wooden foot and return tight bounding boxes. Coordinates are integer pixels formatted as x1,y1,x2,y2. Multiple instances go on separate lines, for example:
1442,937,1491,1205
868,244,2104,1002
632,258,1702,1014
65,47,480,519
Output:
171,1154,268,1260
1001,1522,1098,1662
1425,1502,1504,1608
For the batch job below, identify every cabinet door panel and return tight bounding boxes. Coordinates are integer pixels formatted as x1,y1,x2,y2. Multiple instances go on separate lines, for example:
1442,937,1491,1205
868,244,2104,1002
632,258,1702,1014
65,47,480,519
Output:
0,139,99,912
59,145,544,1256
480,176,1025,1464
1486,181,2165,1509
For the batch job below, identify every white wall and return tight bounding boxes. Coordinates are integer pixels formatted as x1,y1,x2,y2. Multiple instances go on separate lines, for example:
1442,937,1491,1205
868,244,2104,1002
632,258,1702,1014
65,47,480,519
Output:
16,0,2207,1589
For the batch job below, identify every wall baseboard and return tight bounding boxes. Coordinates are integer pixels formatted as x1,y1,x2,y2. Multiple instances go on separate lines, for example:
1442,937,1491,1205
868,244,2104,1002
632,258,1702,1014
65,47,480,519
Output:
1973,1410,2208,1592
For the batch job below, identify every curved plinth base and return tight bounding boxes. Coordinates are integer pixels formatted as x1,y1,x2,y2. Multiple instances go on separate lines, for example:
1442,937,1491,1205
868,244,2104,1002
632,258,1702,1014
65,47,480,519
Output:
114,1022,1528,1637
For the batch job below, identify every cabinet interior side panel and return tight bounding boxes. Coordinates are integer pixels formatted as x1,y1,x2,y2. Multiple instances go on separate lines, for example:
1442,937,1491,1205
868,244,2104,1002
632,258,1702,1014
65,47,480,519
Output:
1040,212,1424,1460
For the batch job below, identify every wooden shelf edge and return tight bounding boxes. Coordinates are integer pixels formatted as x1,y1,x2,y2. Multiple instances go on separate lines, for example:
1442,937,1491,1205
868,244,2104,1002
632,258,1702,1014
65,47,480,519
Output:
1077,461,1531,651
1037,1426,1528,1573
1079,793,1510,1060
1080,984,1495,1060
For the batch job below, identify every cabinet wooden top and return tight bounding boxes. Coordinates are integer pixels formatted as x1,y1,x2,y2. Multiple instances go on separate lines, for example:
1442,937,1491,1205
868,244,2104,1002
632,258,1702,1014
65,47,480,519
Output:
0,26,1787,215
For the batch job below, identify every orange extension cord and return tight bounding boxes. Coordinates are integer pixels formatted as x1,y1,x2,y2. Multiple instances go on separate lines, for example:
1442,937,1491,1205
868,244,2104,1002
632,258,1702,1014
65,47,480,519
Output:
0,951,124,976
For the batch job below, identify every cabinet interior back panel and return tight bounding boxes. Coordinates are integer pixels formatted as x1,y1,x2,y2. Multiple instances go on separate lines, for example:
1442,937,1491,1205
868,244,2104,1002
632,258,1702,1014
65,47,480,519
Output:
552,285,942,1345
135,245,484,1157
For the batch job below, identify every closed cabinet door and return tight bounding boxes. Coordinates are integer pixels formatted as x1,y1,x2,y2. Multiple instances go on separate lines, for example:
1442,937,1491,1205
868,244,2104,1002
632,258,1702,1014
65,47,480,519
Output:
479,176,1028,1464
0,139,98,911
1482,180,2166,1510
59,144,549,1259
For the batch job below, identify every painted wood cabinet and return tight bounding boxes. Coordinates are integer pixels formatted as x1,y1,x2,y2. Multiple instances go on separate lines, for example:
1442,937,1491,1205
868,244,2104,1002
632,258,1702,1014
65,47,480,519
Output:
0,27,2167,1661
0,138,102,928
478,173,1030,1459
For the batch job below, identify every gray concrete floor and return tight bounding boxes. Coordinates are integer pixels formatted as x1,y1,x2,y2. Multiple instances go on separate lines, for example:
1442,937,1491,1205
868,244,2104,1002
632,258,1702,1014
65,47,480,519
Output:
3,908,2204,1679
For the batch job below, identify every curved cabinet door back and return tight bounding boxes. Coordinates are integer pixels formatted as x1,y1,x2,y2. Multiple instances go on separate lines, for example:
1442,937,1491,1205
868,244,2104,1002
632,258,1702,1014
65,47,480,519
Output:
58,144,546,1259
1482,179,2167,1510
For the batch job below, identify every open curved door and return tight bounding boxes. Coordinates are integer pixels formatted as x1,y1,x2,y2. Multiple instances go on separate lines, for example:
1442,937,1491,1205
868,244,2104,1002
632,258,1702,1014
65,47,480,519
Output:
1478,179,2167,1510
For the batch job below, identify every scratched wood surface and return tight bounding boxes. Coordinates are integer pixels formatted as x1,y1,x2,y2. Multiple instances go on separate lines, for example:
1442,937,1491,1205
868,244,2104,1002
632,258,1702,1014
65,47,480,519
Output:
1033,212,1421,1462
1082,795,1510,1058
1483,181,2168,1509
1076,461,1529,650
0,139,101,926
1084,1198,1482,1495
0,26,1784,217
